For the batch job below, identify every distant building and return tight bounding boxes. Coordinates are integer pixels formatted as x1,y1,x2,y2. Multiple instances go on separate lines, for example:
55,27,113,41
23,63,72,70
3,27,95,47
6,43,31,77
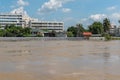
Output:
0,12,64,36
109,24,117,36
83,32,92,39
115,27,120,37
0,13,25,28
29,21,64,32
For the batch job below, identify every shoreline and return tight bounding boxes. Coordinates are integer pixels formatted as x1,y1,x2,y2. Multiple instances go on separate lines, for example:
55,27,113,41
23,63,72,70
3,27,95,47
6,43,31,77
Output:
0,37,106,41
0,37,84,41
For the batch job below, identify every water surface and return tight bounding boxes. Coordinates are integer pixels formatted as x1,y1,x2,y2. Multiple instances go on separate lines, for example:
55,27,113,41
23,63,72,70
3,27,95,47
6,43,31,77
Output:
0,40,120,80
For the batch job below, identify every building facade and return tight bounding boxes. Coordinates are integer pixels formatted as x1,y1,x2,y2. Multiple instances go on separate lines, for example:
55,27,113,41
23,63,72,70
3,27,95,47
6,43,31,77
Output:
0,13,64,34
0,13,26,28
29,21,64,32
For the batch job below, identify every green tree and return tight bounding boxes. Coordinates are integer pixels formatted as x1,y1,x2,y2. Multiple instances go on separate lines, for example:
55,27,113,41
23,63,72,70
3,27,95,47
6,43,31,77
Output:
103,18,111,33
118,20,120,26
89,22,103,34
76,24,85,37
22,27,31,37
0,30,6,37
67,26,77,37
67,31,74,37
2,24,32,37
50,30,56,37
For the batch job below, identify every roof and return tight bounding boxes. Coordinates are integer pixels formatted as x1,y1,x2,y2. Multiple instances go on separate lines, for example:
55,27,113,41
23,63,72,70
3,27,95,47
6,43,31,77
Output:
83,32,92,36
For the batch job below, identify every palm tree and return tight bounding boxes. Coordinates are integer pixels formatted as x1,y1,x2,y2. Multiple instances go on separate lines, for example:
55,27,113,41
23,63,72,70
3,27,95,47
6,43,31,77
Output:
103,18,111,33
76,24,85,37
118,20,120,24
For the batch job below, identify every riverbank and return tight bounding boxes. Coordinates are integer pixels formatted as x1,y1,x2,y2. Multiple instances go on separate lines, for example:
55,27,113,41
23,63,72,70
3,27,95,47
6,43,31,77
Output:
0,37,106,41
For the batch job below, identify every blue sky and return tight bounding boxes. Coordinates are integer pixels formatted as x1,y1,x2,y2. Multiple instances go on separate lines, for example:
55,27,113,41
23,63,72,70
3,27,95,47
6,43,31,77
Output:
1,0,120,29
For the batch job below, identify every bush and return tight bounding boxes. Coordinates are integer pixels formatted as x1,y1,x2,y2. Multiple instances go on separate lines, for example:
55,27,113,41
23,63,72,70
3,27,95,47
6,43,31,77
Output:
103,33,111,41
36,34,43,37
67,32,74,37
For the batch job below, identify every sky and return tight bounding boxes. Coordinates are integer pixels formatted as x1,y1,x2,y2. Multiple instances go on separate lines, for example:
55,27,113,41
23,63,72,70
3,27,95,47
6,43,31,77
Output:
1,0,120,29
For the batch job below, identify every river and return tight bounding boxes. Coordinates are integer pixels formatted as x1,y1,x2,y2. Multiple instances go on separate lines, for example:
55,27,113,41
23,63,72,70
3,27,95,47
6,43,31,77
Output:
0,40,120,80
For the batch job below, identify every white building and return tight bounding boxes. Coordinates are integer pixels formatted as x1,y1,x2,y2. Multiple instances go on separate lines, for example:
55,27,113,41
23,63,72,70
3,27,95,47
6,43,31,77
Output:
29,21,64,32
109,24,117,36
0,12,64,33
0,13,25,28
115,27,120,37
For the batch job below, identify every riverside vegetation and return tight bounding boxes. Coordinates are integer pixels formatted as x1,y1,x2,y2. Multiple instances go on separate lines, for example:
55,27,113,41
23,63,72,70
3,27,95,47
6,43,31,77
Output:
0,24,31,37
0,18,118,40
67,18,115,40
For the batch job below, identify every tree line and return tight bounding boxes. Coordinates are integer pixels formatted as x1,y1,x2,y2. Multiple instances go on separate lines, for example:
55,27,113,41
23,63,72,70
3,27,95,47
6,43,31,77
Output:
67,18,111,37
0,18,113,37
0,24,31,37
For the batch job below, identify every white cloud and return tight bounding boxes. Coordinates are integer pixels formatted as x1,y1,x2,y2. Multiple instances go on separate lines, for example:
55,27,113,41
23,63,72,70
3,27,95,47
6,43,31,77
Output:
111,13,120,19
10,7,30,20
80,13,120,27
10,0,30,17
90,14,107,21
107,6,117,11
80,18,88,22
17,0,29,6
79,14,108,27
62,8,71,13
38,0,74,14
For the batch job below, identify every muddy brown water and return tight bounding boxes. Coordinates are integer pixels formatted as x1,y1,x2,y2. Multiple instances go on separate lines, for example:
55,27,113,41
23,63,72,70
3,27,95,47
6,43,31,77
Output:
0,40,120,80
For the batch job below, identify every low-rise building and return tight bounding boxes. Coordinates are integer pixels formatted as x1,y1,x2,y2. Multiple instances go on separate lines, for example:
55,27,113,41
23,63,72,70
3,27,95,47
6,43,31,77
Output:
115,27,120,37
109,24,117,36
29,21,64,32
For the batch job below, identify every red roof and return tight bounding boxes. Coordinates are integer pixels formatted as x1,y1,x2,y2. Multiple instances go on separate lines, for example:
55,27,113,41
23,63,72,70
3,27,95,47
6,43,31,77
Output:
83,32,92,36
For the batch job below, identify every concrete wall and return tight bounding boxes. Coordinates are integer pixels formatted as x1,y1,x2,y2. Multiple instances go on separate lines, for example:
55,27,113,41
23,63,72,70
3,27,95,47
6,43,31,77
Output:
89,37,105,40
0,37,105,41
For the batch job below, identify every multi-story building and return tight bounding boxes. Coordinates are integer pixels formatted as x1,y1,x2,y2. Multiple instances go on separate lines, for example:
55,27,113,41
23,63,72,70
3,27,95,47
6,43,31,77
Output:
0,13,64,35
0,13,26,28
29,21,64,32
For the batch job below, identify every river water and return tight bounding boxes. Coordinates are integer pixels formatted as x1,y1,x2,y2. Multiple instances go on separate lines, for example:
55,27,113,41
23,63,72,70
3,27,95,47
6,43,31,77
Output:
0,40,120,80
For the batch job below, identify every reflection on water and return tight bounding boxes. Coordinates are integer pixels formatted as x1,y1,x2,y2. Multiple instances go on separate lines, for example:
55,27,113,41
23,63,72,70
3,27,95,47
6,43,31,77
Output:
0,40,120,80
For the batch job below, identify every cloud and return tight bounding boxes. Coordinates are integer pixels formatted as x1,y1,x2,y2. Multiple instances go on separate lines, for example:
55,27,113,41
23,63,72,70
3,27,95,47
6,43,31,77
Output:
90,14,107,21
111,13,120,19
79,14,108,27
80,13,120,27
10,7,30,19
38,0,74,14
17,0,29,6
10,0,30,17
107,6,117,11
11,7,26,14
62,8,71,13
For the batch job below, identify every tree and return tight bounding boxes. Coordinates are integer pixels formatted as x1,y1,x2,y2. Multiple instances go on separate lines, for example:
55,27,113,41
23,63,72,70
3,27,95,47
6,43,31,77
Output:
22,27,31,37
103,18,111,33
67,26,77,37
0,30,6,37
118,20,120,24
67,31,74,37
89,22,103,34
76,24,85,37
50,30,56,37
1,24,32,37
